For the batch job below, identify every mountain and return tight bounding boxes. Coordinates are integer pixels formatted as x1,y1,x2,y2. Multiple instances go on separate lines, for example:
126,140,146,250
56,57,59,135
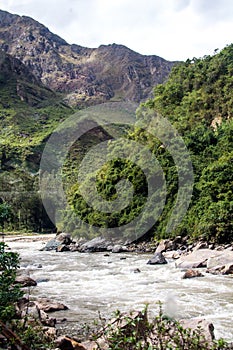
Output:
0,49,59,107
0,10,175,106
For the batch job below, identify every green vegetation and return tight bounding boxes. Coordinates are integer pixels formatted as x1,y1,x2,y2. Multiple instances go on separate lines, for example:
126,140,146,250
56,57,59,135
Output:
0,242,53,349
94,305,228,349
0,45,232,243
143,45,233,243
0,242,22,322
0,56,74,232
64,45,232,243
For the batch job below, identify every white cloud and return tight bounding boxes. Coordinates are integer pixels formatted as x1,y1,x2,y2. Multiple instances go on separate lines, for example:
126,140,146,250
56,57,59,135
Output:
1,0,233,60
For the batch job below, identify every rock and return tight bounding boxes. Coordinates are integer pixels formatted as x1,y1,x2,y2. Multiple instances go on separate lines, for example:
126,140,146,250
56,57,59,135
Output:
56,233,72,245
41,239,60,251
80,341,98,350
18,301,56,327
222,263,233,274
179,318,215,342
55,336,74,350
208,263,233,275
15,275,37,287
35,298,68,313
57,244,70,252
207,250,233,269
112,245,128,253
155,240,168,253
36,278,49,283
134,268,141,273
163,250,181,259
193,242,208,251
40,309,56,327
147,252,167,265
175,249,222,269
80,237,112,252
69,244,81,252
182,269,204,279
44,327,57,340
55,336,88,350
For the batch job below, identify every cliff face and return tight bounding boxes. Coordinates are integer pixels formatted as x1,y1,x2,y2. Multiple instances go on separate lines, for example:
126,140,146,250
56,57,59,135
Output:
0,10,175,106
0,50,57,106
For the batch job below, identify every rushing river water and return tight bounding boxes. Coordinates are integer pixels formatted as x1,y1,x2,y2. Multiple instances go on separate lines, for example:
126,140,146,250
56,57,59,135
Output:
5,235,233,342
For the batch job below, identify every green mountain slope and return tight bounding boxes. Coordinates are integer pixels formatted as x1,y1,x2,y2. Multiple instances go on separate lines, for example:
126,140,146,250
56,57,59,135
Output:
0,50,74,231
67,45,233,243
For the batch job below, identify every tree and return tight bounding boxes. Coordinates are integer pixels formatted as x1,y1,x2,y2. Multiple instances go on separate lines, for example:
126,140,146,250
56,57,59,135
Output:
0,202,12,232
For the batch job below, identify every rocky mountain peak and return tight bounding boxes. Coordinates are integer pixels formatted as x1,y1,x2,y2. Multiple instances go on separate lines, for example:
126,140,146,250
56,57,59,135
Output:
0,10,176,106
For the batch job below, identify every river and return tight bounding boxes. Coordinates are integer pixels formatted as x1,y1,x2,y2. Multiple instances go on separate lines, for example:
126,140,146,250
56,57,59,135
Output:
5,235,233,342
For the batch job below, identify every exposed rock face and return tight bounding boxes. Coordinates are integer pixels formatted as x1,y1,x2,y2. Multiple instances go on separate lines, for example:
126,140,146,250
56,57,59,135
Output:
0,10,175,106
0,50,56,106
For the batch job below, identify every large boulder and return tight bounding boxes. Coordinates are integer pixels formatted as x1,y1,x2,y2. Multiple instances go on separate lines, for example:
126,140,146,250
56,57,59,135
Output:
35,298,68,313
207,251,233,269
179,318,215,343
41,233,73,252
175,249,221,269
112,245,128,253
79,237,112,252
15,275,37,287
41,239,60,251
147,252,167,265
182,269,204,279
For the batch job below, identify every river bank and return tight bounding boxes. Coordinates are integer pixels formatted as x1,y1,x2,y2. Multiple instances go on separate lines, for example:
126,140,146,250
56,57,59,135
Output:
4,233,233,344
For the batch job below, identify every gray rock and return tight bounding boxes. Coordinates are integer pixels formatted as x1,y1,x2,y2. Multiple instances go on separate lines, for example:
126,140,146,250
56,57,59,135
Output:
207,251,233,269
80,237,112,252
112,245,128,253
41,239,60,251
175,249,222,269
147,252,167,265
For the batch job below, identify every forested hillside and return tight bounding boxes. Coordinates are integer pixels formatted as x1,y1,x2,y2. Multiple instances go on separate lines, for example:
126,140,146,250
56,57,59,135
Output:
66,45,233,243
0,44,232,243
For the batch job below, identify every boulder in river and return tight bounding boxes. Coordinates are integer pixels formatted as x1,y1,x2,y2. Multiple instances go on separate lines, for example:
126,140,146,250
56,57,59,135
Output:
147,252,167,265
57,244,70,252
179,318,215,343
175,249,222,269
112,244,128,253
15,275,37,287
35,298,68,313
182,269,204,279
41,239,60,251
79,237,112,252
56,233,72,245
207,250,233,269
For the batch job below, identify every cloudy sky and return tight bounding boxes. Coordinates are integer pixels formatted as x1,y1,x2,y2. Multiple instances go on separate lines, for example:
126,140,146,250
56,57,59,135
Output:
1,0,233,61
